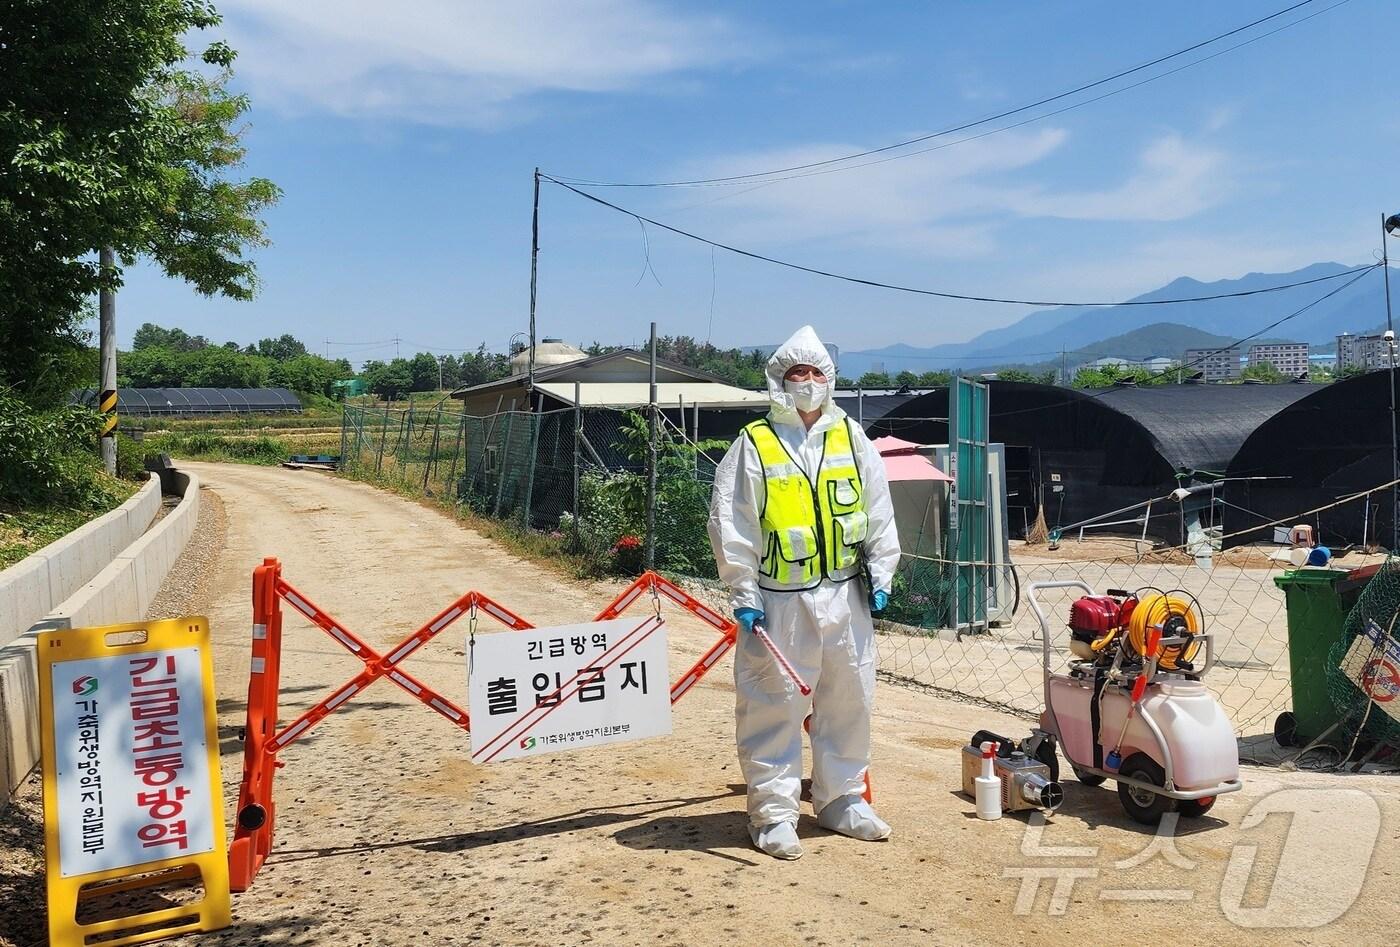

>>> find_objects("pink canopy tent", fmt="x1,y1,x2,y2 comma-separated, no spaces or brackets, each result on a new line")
873,435,953,483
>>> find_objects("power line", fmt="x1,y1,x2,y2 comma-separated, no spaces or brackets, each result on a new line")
542,174,1375,308
549,0,1341,188
658,0,1354,197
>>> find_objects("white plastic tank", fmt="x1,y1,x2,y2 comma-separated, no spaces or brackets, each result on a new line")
509,338,587,373
1044,676,1238,790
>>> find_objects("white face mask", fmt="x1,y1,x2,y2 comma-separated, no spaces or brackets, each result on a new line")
784,379,828,412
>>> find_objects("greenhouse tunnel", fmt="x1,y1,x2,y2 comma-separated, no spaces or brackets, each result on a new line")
871,380,1318,543
1225,370,1400,549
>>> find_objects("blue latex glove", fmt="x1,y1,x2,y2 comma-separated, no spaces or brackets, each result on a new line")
869,589,889,614
734,607,765,633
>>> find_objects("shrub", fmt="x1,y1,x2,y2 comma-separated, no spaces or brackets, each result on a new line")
0,392,120,508
573,411,724,578
141,431,287,464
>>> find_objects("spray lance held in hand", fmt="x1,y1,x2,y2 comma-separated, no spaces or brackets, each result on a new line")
751,620,812,696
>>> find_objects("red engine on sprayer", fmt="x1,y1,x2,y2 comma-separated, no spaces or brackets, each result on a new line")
1066,590,1136,662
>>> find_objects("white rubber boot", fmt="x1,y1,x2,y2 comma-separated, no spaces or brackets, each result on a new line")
817,795,892,841
749,821,804,860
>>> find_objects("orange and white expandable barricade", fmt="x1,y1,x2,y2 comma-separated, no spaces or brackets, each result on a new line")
228,560,744,891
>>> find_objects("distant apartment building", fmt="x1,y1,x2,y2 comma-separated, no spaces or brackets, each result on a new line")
1083,355,1175,372
1337,333,1394,372
1183,346,1241,382
1248,342,1310,377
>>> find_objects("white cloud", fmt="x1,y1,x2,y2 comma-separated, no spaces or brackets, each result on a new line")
1014,134,1230,222
664,130,1234,260
665,128,1070,258
219,0,742,125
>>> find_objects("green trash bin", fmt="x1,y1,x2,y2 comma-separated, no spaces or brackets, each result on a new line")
1272,568,1359,747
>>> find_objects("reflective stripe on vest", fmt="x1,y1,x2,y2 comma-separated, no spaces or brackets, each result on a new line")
743,417,869,591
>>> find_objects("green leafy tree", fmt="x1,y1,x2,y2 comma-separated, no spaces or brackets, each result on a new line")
1241,361,1284,383
994,368,1060,384
364,358,414,399
118,347,185,387
133,323,172,351
894,370,919,387
181,347,269,387
0,1,279,406
458,344,512,388
255,334,308,362
857,371,892,388
1072,364,1169,389
917,370,952,386
409,352,441,391
270,354,345,396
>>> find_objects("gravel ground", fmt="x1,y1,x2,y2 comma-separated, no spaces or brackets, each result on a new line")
5,463,1398,947
0,484,228,947
146,484,227,621
0,772,44,947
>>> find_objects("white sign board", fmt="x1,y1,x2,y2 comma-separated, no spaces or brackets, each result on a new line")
468,617,670,763
1339,620,1400,725
50,647,215,877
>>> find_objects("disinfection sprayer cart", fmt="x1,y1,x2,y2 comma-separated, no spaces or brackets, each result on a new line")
1026,580,1242,824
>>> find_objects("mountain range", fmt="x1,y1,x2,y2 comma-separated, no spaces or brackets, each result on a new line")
837,262,1390,377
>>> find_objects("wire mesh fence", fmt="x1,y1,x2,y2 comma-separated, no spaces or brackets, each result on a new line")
341,402,724,577
875,550,1296,738
341,402,1400,770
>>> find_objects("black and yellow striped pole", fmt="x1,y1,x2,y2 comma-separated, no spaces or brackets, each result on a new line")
99,247,117,475
100,387,118,441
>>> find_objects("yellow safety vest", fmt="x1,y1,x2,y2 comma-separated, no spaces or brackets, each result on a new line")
743,417,869,591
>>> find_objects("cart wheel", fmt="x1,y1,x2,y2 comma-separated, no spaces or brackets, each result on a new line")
1032,740,1060,783
1073,768,1106,787
1273,711,1298,748
1115,753,1177,825
1178,795,1217,818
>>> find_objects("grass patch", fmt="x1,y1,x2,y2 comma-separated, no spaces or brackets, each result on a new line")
127,431,291,466
0,476,138,570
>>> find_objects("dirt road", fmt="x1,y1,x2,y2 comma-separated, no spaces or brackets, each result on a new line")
172,463,1399,946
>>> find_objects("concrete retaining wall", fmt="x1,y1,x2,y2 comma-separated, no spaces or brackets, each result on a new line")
0,474,162,644
0,470,201,801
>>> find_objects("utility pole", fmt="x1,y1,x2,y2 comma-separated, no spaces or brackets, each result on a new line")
99,247,118,475
528,168,541,393
1060,348,1067,387
1382,212,1397,549
645,321,658,572
394,336,400,359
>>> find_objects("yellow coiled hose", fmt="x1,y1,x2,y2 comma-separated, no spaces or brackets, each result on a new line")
1126,593,1202,670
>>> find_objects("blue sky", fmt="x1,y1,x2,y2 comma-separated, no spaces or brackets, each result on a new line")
113,0,1400,364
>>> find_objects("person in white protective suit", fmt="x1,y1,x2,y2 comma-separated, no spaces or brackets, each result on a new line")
707,325,901,860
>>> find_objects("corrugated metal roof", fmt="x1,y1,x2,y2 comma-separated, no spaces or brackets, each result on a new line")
535,381,769,409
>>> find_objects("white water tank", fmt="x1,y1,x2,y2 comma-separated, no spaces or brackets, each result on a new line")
510,338,586,373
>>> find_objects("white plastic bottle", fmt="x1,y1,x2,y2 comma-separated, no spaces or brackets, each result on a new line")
975,741,1002,821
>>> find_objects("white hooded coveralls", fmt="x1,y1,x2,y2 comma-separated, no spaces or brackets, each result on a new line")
707,326,901,828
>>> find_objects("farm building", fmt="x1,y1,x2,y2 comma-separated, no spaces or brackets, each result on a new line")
870,380,1318,542
449,345,769,528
